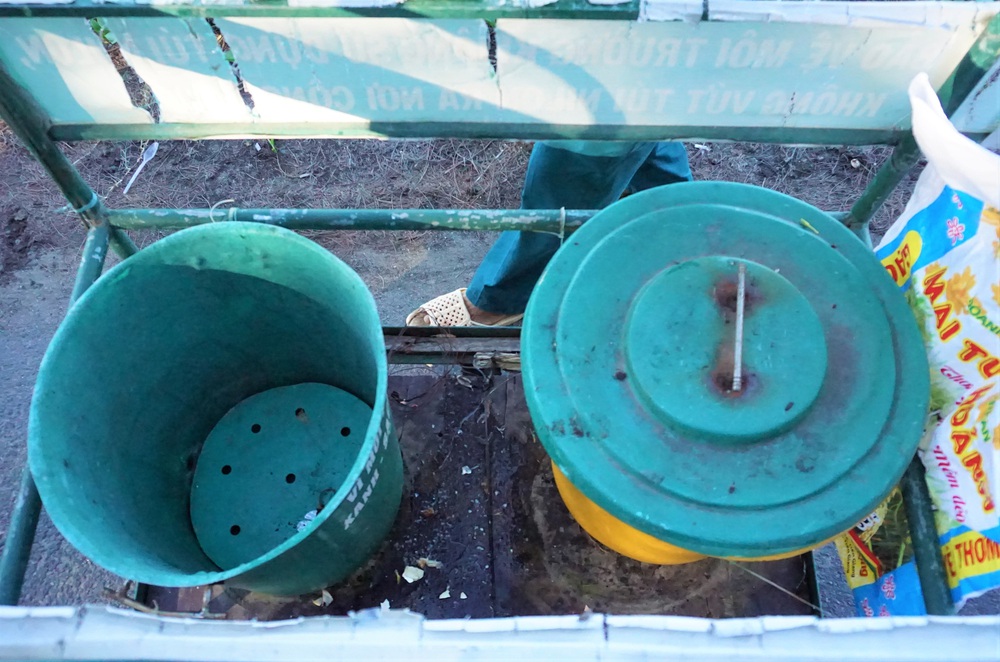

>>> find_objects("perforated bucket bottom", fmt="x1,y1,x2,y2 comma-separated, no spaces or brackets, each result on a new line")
190,383,373,571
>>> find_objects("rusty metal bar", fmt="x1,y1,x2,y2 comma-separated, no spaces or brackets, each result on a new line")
385,331,520,365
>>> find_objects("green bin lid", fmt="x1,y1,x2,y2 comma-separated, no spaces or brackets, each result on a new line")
523,182,929,558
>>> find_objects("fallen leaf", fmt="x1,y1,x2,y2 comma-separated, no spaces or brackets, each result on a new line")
395,570,401,585
402,566,425,583
439,588,451,599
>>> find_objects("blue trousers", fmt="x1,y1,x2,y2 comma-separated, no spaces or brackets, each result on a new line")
466,141,692,314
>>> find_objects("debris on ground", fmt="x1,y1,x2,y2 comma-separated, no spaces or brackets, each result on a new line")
401,566,425,583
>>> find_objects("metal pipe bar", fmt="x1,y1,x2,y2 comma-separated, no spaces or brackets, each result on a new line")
842,135,921,232
0,62,108,229
0,61,137,256
109,227,139,259
0,470,42,606
109,208,594,233
70,224,111,302
0,226,110,606
49,123,906,145
386,335,520,365
384,326,519,339
900,457,955,616
110,209,850,233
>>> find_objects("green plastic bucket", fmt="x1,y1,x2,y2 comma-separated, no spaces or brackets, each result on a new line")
523,182,929,560
28,223,402,596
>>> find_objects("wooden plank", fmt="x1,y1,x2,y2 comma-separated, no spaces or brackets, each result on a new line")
0,18,151,124
104,17,253,123
0,0,642,20
212,17,499,124
492,14,986,133
33,4,1000,140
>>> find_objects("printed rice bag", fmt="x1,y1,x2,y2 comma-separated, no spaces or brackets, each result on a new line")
838,72,1000,614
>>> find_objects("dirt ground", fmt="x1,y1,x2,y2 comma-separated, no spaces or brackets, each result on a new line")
8,120,992,618
0,131,914,323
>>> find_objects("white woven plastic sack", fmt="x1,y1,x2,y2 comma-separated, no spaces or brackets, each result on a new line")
876,72,1000,607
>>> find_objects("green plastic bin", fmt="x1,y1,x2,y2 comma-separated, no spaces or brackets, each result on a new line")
28,223,402,596
523,182,929,561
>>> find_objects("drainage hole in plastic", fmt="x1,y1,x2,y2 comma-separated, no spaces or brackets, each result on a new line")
251,423,261,434
230,525,241,535
295,407,308,422
221,465,232,475
340,427,350,437
285,473,296,484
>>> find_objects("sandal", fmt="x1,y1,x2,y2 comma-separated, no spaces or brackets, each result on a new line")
405,288,524,327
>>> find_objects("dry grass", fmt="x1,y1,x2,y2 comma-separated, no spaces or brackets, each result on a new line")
102,138,531,256
690,142,922,239
2,124,923,277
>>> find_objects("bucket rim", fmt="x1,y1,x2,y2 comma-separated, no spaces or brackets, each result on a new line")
28,222,390,587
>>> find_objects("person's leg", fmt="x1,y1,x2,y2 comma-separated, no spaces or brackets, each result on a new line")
465,141,657,315
624,141,693,194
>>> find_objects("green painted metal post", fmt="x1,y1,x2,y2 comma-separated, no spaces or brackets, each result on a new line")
842,134,920,233
107,207,844,233
0,470,42,605
900,457,955,616
0,225,110,605
109,228,139,258
0,61,133,259
108,208,595,233
70,224,111,302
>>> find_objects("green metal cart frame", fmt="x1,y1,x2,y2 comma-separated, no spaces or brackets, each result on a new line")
1,0,999,618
